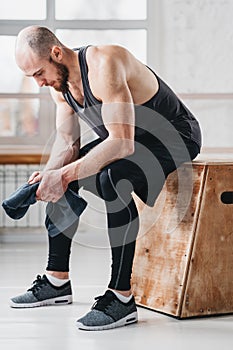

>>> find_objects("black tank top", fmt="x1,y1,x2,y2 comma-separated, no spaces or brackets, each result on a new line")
63,46,201,148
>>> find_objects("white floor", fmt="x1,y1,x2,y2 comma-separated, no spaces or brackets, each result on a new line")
0,229,233,350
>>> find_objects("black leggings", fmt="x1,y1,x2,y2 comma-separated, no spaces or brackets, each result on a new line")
46,135,200,291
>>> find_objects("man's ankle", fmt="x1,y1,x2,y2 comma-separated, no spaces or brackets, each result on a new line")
110,289,132,297
46,270,69,280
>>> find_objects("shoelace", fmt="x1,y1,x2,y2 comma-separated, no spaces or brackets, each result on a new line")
27,275,47,293
91,292,114,311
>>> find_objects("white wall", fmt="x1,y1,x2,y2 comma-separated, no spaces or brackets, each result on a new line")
154,0,233,150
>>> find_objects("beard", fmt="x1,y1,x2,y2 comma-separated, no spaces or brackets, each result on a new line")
49,57,69,93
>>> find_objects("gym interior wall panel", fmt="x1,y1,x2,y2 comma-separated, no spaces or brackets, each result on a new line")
182,98,233,149
160,0,233,94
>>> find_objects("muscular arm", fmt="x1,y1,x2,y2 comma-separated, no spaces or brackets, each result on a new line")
63,47,135,183
44,90,80,171
36,46,135,202
30,91,80,186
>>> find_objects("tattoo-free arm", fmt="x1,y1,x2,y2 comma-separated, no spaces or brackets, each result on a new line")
44,91,80,171
62,50,135,183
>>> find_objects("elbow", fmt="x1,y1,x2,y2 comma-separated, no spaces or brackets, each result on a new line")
126,143,135,156
71,144,80,161
107,135,135,159
120,139,135,158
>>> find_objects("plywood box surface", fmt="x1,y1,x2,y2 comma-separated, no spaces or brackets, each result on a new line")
132,161,233,318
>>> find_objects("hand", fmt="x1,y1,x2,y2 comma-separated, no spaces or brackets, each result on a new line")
28,171,42,184
36,169,69,203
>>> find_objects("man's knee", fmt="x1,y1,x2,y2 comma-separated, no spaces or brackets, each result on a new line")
98,168,134,202
98,168,117,201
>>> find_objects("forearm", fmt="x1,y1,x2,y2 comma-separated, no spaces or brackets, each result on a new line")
62,137,134,183
44,132,80,171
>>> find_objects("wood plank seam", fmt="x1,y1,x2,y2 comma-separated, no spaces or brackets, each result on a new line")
179,163,208,317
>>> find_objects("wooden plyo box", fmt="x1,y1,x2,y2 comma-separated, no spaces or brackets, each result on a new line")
131,160,233,318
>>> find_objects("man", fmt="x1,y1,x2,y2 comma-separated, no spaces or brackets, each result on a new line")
11,26,201,331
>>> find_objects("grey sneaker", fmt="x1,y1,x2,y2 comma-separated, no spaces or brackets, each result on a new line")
76,290,138,331
10,274,72,308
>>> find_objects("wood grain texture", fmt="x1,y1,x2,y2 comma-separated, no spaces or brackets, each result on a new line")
0,154,48,164
132,161,233,318
132,163,206,316
181,164,233,317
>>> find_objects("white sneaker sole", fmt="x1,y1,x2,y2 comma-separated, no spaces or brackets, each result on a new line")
10,295,73,308
76,311,138,331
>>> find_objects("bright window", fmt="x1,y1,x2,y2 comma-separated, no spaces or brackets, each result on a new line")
0,0,46,20
0,0,151,149
55,0,147,20
0,36,38,93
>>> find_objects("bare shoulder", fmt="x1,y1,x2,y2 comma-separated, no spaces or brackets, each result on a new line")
86,45,136,84
86,45,158,104
87,45,132,68
86,45,135,100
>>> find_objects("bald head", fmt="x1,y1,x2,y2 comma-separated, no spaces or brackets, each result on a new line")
16,26,64,61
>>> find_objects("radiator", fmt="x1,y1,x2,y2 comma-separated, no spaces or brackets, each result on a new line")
0,164,46,228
